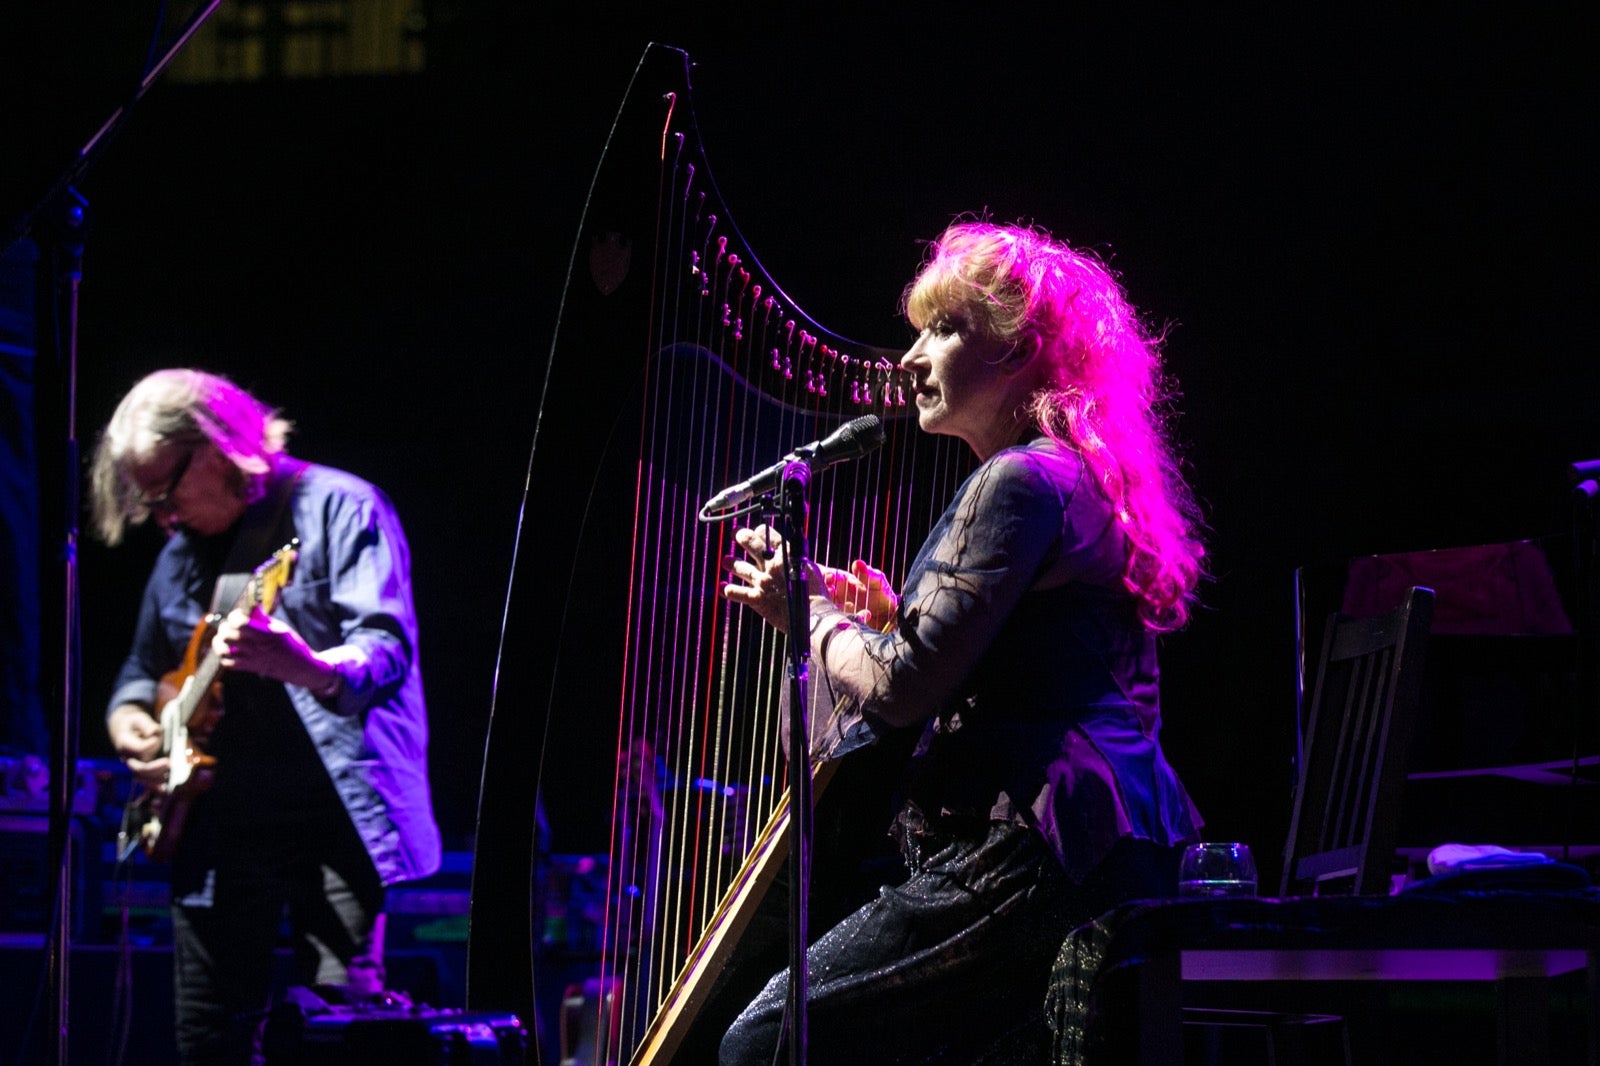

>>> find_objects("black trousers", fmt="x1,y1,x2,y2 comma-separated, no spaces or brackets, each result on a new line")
169,804,385,1066
720,823,1179,1065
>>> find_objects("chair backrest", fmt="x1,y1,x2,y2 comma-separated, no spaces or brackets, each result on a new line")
1280,585,1436,896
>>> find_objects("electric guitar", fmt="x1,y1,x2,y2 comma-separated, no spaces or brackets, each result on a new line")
126,542,298,862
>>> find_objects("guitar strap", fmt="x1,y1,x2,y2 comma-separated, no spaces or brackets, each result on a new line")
209,459,309,614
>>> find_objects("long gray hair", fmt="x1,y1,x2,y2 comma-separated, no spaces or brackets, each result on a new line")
90,369,291,545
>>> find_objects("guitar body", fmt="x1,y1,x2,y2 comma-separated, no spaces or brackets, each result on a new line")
138,619,225,862
128,542,298,862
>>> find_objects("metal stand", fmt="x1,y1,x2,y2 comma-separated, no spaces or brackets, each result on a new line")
699,419,885,1064
5,6,228,1062
36,187,86,1066
775,460,814,1066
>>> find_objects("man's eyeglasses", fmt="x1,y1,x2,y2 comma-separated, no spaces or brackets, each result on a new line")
133,447,196,510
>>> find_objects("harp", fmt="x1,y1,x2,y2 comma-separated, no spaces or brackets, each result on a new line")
468,44,970,1063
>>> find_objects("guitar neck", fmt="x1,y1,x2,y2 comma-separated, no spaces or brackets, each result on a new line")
174,577,263,726
182,651,224,716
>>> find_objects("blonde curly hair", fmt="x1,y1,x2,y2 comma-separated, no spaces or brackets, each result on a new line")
904,221,1205,630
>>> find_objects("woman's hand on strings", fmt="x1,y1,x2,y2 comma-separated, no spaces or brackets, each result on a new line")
723,526,897,634
721,525,827,633
823,560,899,632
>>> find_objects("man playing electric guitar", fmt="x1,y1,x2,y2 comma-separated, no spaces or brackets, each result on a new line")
94,369,439,1065
126,542,298,863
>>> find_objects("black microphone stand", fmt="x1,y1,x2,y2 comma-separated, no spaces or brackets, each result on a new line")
33,182,86,1066
7,5,228,1064
703,424,881,1065
775,460,815,1066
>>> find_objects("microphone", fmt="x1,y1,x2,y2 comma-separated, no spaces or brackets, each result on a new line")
701,415,886,516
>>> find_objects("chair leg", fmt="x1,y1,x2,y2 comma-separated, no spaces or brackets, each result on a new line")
1495,975,1550,1066
1589,954,1600,1066
1132,950,1184,1066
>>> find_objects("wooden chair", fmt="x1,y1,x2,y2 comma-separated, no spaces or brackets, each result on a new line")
1053,584,1600,1064
1280,584,1435,896
1179,586,1436,1061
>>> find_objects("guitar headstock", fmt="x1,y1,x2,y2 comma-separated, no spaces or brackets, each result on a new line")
251,540,299,613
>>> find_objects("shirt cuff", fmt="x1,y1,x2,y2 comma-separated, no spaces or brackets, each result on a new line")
316,645,371,711
107,679,157,719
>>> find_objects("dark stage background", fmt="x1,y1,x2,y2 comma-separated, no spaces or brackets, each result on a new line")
4,4,1596,901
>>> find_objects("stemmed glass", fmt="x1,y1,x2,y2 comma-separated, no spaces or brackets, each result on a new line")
1178,842,1258,898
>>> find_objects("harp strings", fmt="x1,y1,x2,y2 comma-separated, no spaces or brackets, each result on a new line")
588,90,966,1062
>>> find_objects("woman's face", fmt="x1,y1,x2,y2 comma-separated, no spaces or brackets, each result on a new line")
900,309,1031,459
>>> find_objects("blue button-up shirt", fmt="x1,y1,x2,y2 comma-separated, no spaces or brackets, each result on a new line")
108,460,441,885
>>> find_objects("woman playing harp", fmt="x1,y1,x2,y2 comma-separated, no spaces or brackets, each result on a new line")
719,220,1206,1063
